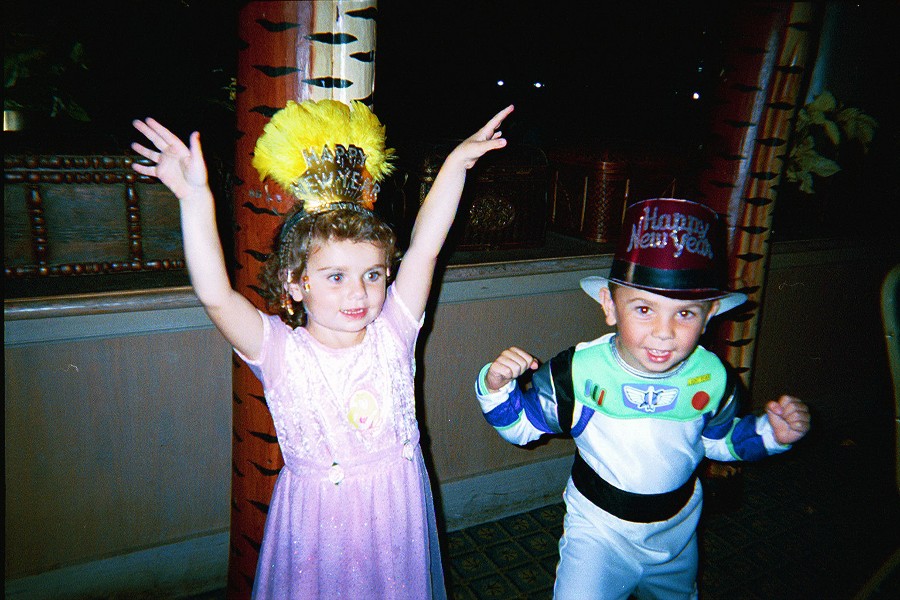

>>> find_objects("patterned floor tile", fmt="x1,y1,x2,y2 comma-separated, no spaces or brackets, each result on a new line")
450,549,502,580
517,531,560,559
497,512,544,537
467,573,522,599
446,529,476,554
483,540,532,570
187,419,900,600
505,563,555,594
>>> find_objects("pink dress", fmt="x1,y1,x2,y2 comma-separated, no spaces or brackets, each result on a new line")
240,285,446,599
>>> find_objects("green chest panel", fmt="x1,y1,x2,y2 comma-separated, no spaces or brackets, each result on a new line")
572,340,726,421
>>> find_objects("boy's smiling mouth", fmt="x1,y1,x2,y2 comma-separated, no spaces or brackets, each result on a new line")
646,348,674,363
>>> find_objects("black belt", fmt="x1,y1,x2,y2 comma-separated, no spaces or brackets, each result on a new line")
571,452,697,523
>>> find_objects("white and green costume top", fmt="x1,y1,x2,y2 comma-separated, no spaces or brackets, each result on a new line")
477,333,790,502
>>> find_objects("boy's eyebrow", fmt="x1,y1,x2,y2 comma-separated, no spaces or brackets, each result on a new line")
622,294,658,305
623,295,708,309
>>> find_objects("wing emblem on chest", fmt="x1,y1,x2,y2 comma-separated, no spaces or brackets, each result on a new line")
622,384,679,413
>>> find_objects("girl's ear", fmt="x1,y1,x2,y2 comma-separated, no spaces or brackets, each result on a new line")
286,281,304,302
284,270,304,301
599,287,618,327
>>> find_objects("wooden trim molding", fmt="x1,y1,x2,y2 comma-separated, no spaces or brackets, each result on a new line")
4,286,200,321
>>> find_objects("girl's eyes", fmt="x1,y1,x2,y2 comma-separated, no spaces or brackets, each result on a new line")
325,270,384,283
678,310,697,319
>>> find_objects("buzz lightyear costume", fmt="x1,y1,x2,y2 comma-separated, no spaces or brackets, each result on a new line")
475,199,793,599
476,333,790,599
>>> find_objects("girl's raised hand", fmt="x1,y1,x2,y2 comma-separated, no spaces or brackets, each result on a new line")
449,104,515,170
131,118,208,201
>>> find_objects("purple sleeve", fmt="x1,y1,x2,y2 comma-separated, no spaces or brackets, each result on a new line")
234,311,287,387
378,284,423,356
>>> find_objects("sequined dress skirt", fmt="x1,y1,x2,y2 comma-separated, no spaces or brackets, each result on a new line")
251,435,446,600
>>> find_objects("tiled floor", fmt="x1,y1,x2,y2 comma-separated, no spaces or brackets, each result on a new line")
447,418,900,600
187,417,900,600
444,425,900,600
446,503,565,599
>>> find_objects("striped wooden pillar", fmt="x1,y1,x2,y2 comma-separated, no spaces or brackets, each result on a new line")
697,2,821,399
229,2,378,597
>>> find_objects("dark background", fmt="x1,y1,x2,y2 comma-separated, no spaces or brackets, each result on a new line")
375,2,733,149
5,1,899,241
1,1,739,153
6,2,895,154
4,0,239,153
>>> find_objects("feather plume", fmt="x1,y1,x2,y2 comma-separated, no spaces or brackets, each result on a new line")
251,99,394,211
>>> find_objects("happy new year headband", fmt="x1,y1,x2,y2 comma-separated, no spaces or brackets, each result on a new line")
252,99,395,216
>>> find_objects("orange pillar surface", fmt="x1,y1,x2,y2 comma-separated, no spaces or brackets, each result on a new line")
696,2,821,398
229,2,378,597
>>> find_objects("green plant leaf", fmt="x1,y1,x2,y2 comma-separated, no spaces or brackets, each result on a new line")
809,108,827,125
786,134,841,195
824,119,842,146
65,100,91,122
807,90,837,116
804,153,841,178
69,42,86,66
4,49,44,88
3,40,89,119
49,95,64,118
798,171,815,194
838,108,878,149
786,90,881,198
788,135,816,162
794,107,810,133
4,65,22,89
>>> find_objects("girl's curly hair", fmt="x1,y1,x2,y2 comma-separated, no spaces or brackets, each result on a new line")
259,207,401,328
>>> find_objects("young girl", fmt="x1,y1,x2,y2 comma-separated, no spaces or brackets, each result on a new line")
131,100,514,599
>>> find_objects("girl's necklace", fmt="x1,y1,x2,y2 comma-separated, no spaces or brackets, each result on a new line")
303,331,365,456
301,322,416,485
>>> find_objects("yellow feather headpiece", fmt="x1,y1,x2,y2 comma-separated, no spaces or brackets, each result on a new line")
252,99,395,213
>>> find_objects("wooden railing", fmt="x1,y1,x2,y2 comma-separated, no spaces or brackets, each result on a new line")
4,154,186,283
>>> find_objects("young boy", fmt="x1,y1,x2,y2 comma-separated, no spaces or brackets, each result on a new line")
475,198,810,600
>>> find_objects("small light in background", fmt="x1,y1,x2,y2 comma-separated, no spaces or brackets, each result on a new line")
692,92,700,100
496,80,505,87
533,81,544,89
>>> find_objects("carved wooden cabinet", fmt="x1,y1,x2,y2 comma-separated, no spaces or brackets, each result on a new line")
548,144,689,245
409,142,550,251
4,154,186,295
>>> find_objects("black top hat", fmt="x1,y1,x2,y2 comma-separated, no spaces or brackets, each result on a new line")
580,198,747,314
